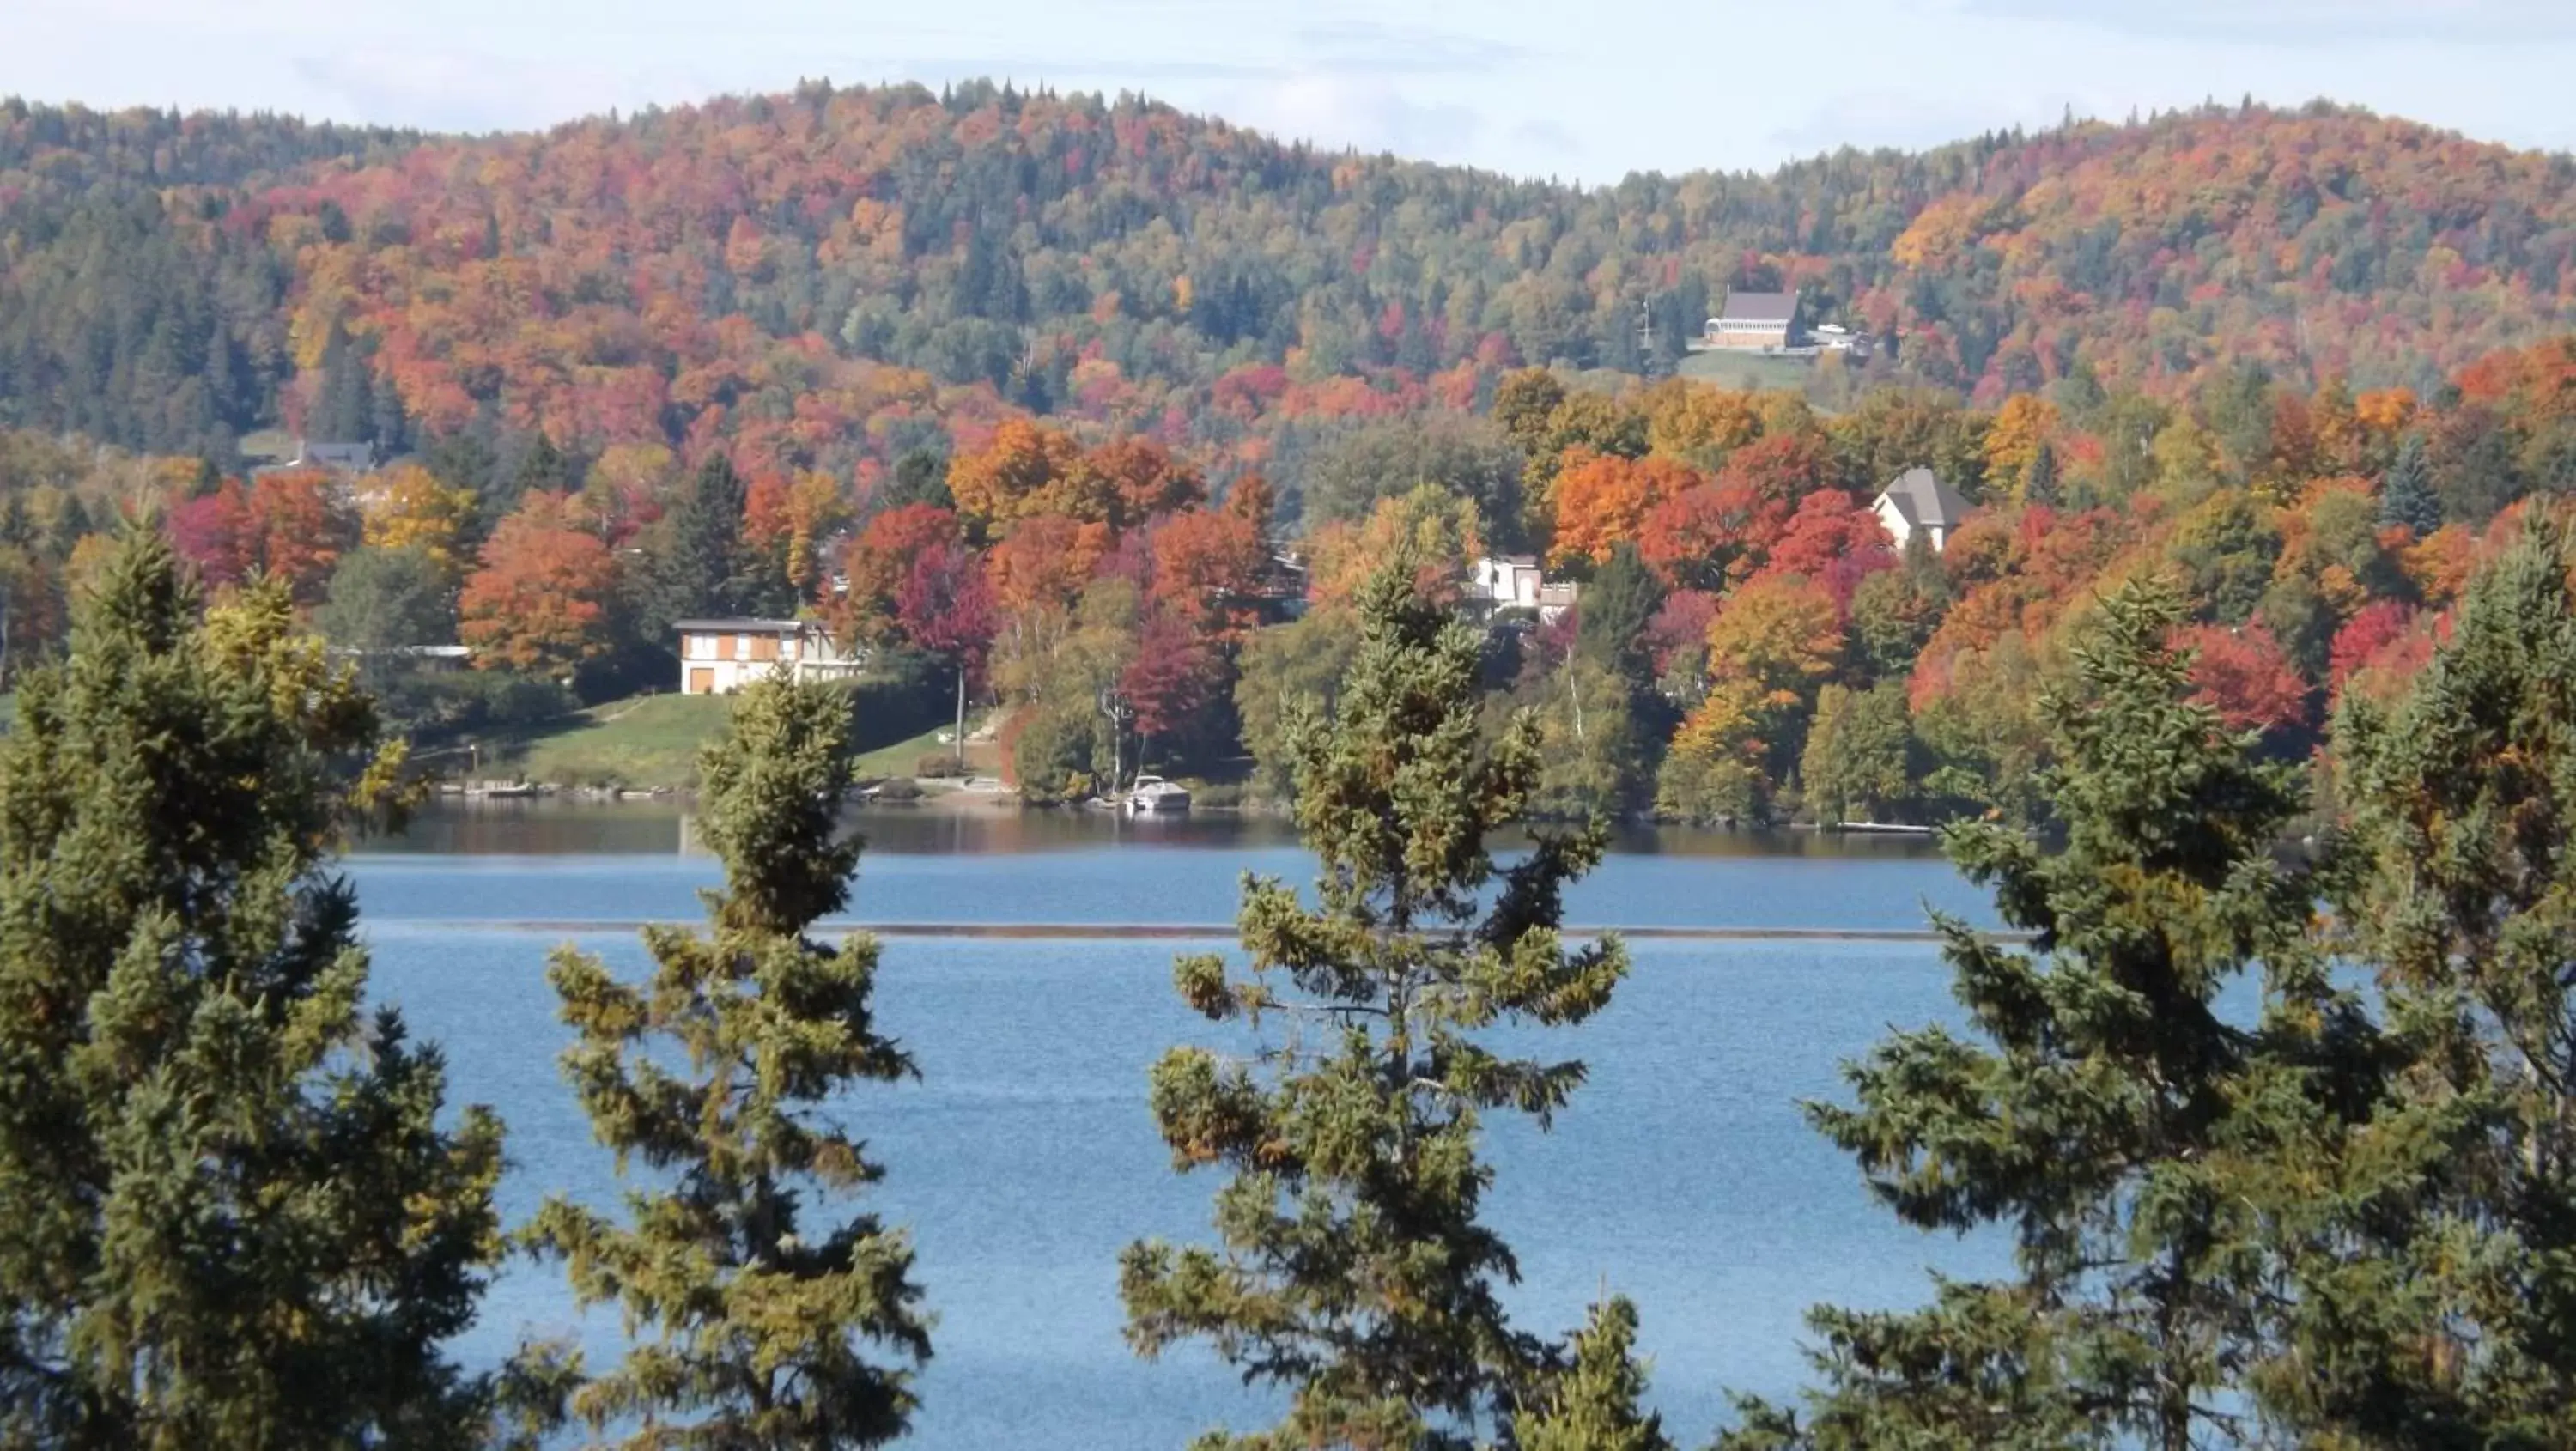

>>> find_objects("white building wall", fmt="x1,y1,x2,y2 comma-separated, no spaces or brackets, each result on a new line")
1873,496,1914,550
678,628,866,695
1873,497,1947,553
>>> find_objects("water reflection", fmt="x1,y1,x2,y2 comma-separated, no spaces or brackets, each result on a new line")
365,799,1949,863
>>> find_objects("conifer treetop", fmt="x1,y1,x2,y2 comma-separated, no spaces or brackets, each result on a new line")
533,669,927,1451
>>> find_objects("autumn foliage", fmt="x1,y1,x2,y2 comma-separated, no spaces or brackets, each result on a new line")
458,492,618,675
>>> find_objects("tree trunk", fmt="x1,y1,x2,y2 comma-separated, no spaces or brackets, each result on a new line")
953,663,967,768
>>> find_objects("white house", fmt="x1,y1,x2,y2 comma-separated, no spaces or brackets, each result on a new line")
1470,556,1580,624
675,618,866,695
1872,467,1975,554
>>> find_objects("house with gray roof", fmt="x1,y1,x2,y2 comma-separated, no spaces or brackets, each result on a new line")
1702,288,1802,351
1872,466,1975,553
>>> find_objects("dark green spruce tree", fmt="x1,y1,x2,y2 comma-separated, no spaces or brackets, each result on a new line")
1725,577,2335,1451
650,454,793,633
1121,562,1636,1449
0,533,519,1449
532,671,928,1448
2377,431,2443,536
881,447,953,513
2289,516,2576,1444
1576,542,1665,694
2024,440,2060,508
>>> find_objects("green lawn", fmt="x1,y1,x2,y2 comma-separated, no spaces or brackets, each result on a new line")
482,693,995,791
502,694,734,790
1675,349,1818,391
853,722,958,780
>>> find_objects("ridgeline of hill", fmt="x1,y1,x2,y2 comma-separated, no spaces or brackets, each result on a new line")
3,85,2573,470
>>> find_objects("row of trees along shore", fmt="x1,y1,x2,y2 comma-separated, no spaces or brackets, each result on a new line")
4,519,2576,1448
17,330,2576,822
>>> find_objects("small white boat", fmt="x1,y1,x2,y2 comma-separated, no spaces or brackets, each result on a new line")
1124,775,1192,815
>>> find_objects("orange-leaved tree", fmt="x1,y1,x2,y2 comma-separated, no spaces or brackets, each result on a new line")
836,503,959,641
1149,508,1267,639
1081,437,1206,526
947,418,1087,531
1550,451,1702,568
250,469,361,605
459,491,621,676
1704,571,1845,730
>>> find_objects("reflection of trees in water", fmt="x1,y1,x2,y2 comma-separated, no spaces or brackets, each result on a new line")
368,799,1946,864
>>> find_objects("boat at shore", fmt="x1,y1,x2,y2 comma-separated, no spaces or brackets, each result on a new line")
1123,775,1191,815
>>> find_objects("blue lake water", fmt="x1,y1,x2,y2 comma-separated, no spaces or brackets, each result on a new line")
346,804,2010,1447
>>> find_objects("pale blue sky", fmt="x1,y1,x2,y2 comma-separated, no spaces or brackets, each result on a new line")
13,0,2576,180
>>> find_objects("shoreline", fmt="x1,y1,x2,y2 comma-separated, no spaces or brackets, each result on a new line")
370,917,2022,944
430,785,1947,834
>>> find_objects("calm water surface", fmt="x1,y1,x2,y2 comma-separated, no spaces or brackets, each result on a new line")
348,804,2008,1447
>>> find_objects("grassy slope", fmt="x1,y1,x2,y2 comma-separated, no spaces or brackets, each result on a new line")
489,694,1003,790
852,723,969,780
503,694,732,789
1675,350,1818,390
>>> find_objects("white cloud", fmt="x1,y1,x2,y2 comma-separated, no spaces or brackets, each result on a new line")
1218,74,1485,160
288,49,663,132
1765,91,2069,158
1957,0,2576,43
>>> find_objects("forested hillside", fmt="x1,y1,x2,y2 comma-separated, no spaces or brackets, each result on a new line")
6,84,2576,469
7,82,2576,821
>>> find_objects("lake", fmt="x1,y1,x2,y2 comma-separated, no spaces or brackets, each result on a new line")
347,803,2009,1447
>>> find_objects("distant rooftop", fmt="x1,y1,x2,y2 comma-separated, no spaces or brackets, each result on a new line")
1718,289,1800,324
1875,466,1974,531
672,617,806,634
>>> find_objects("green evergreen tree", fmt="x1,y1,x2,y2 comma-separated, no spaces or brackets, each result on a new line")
532,671,929,1448
467,431,569,538
1517,1298,1674,1451
2377,430,2442,535
1577,542,1664,692
881,447,952,512
2024,439,2060,507
0,533,518,1449
369,368,410,454
1122,562,1633,1449
1727,576,2328,1451
2295,517,2576,1443
649,454,791,634
652,452,744,631
311,326,372,444
513,431,571,496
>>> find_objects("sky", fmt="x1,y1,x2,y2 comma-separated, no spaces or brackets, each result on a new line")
12,0,2576,182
